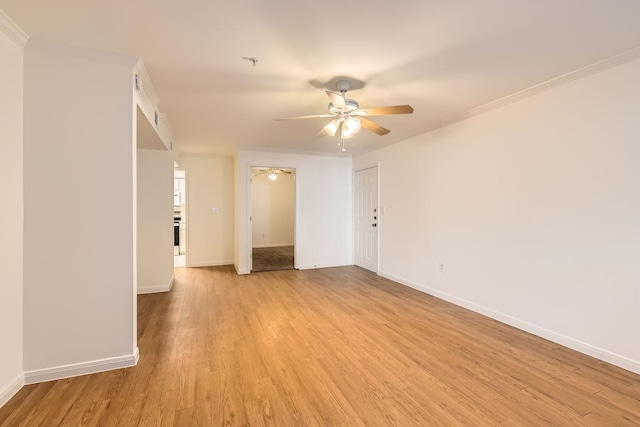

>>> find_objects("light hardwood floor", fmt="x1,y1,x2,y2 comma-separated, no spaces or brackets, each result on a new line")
1,266,639,426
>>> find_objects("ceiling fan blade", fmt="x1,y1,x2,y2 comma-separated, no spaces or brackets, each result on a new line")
275,114,335,121
352,105,414,116
315,128,329,138
360,117,390,135
326,91,346,110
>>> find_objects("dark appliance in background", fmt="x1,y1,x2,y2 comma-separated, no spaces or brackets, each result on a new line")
174,210,181,247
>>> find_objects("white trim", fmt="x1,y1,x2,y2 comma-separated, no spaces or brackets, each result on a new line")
0,9,28,48
0,373,25,408
251,243,294,249
234,264,250,275
26,38,138,67
353,163,379,173
247,164,299,274
378,270,640,375
178,167,189,269
24,348,139,385
187,260,234,268
293,168,299,270
296,262,353,270
247,164,253,272
428,46,640,133
137,274,174,295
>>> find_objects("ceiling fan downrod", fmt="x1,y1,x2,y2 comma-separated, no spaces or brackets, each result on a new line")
336,80,351,95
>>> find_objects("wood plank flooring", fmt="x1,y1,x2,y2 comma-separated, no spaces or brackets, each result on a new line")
1,265,639,426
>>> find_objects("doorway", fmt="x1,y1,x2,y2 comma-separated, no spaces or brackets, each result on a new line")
174,169,187,267
354,166,378,272
250,167,295,272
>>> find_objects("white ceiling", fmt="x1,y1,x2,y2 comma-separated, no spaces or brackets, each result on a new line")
3,0,640,156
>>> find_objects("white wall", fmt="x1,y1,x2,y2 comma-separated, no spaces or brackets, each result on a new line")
354,57,640,374
0,10,26,407
179,154,235,267
236,150,352,274
23,40,138,382
137,148,174,294
251,172,295,248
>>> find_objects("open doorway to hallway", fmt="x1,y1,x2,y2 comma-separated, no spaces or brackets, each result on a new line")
250,167,295,272
174,169,187,267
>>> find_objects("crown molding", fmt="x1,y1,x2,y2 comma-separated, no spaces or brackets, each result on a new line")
428,46,640,132
26,38,138,67
0,9,28,48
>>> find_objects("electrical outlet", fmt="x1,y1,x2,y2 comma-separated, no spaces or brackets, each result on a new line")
212,208,219,213
439,262,446,273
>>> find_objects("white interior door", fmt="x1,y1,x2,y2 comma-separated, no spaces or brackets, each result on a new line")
354,166,378,272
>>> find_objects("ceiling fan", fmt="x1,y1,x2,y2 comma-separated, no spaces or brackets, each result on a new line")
253,167,293,181
275,80,414,151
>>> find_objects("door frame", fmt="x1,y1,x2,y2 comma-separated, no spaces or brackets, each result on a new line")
174,168,189,266
353,162,380,273
247,164,298,273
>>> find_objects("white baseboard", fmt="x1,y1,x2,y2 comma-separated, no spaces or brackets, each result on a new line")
0,372,25,408
187,260,234,268
296,262,353,270
378,270,640,375
137,274,175,295
252,243,294,249
24,347,139,385
234,264,250,275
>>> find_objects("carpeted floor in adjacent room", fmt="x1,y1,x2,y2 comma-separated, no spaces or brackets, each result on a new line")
252,245,294,272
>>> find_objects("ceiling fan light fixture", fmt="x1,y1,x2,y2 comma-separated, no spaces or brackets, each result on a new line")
268,172,278,181
341,117,362,139
324,119,339,136
342,126,355,139
345,117,361,133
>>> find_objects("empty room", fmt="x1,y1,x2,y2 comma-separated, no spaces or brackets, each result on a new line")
1,1,639,425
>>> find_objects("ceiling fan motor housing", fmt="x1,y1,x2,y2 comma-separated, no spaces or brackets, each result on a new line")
328,99,359,114
336,80,351,92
